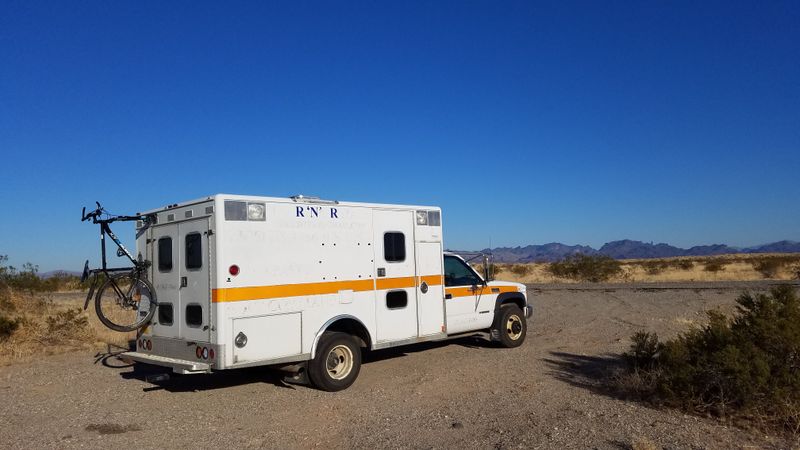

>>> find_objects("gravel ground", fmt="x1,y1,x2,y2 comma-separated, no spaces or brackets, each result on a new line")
2,281,798,449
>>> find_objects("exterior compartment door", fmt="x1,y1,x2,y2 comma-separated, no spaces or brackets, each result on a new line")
415,242,445,336
373,210,418,343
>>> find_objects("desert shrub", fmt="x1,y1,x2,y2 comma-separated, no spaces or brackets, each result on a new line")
703,260,726,272
640,260,669,275
791,263,800,280
752,258,784,278
0,313,20,341
624,286,800,432
45,308,89,342
509,264,532,277
474,263,503,279
626,331,661,370
547,254,622,282
675,260,694,270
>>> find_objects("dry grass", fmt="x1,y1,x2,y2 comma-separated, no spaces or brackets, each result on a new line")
0,291,132,365
487,253,800,284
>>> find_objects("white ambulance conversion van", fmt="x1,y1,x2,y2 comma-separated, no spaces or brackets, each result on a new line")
124,194,532,391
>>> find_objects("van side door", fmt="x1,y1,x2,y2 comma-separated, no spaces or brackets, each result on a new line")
373,210,418,343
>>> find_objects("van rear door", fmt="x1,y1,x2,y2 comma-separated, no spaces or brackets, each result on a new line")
178,218,210,342
149,217,211,341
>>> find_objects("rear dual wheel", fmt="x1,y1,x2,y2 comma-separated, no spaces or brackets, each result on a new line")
308,332,362,392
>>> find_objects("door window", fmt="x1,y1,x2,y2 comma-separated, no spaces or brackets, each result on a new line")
383,232,406,262
185,233,202,270
186,304,203,327
444,255,482,287
158,303,174,326
157,237,172,272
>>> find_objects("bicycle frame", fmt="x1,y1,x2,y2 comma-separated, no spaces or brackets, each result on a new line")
99,221,138,270
81,205,154,310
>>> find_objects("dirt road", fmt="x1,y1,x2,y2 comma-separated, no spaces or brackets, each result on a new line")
2,282,796,449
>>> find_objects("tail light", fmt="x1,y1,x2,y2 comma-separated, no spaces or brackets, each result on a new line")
196,346,203,359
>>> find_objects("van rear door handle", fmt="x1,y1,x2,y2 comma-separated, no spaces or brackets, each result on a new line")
180,277,187,288
445,293,452,299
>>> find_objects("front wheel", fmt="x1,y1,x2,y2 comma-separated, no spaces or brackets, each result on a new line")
308,332,362,391
95,272,157,332
492,304,527,348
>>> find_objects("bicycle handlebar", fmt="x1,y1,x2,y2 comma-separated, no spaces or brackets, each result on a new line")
81,201,150,224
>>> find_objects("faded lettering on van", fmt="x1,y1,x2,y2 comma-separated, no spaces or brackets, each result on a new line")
296,206,339,219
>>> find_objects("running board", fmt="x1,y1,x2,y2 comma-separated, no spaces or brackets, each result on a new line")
120,351,211,374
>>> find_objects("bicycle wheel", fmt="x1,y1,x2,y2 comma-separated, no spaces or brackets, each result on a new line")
94,272,157,332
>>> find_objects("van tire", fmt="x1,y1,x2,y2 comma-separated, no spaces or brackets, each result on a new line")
493,304,527,348
308,331,362,392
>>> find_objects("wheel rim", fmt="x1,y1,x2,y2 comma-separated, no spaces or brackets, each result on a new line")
506,315,523,340
326,345,354,380
98,277,154,330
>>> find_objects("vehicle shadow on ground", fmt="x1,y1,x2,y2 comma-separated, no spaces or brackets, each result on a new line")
119,363,292,392
364,334,492,364
104,334,493,393
542,351,629,400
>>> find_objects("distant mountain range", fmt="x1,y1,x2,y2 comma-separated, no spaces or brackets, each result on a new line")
469,240,800,263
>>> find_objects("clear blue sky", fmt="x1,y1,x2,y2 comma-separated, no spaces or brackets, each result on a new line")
1,1,798,271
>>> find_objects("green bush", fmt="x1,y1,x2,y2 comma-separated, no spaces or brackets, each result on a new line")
547,254,622,282
624,286,800,432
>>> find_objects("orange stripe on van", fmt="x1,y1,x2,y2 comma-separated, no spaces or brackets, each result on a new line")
212,274,446,303
212,279,375,303
418,275,443,286
375,276,416,290
445,285,518,298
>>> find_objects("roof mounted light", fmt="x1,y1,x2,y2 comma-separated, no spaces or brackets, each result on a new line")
290,195,339,205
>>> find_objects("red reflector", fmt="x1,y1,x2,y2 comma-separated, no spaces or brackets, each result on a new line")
209,348,215,360
146,340,152,351
229,265,240,276
196,346,203,359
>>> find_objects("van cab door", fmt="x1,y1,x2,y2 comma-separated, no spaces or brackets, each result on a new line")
443,254,485,334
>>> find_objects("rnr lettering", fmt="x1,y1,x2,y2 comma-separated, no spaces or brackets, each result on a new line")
296,206,338,219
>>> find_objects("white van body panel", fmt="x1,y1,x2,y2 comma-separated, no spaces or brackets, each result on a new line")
131,194,530,372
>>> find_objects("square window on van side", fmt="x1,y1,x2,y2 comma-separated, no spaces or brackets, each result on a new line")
386,291,408,309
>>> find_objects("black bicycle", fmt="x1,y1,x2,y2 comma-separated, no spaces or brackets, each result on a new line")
80,202,158,332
